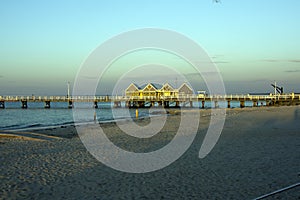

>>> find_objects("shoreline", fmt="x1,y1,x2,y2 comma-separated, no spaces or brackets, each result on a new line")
0,105,299,199
1,105,298,137
0,103,292,132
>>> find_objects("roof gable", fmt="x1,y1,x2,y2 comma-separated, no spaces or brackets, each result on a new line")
178,83,194,94
125,83,140,92
161,83,174,91
140,83,162,91
142,83,159,91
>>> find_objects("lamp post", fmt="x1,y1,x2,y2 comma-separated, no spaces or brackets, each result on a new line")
67,81,70,99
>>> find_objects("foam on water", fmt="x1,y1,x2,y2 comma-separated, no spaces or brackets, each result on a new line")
0,101,266,131
0,102,157,130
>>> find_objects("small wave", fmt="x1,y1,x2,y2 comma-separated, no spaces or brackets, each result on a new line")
60,121,75,126
27,123,43,128
0,124,21,129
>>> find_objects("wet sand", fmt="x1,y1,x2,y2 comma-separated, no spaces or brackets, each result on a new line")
0,106,300,199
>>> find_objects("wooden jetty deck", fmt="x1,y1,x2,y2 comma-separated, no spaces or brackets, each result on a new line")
0,93,300,109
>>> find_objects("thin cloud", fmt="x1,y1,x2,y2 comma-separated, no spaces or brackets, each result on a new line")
213,61,229,64
260,59,279,62
288,59,300,63
186,72,222,78
261,59,300,63
0,75,3,78
80,75,98,80
193,60,229,64
210,54,225,59
284,70,300,73
210,55,229,64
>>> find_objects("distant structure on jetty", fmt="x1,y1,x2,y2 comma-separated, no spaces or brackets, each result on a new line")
124,82,194,108
0,82,300,109
125,83,194,99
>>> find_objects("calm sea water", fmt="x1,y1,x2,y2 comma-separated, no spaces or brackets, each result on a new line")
0,101,265,130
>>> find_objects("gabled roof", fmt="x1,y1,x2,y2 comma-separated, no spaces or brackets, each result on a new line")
140,83,163,91
161,83,175,91
125,83,140,92
178,83,194,93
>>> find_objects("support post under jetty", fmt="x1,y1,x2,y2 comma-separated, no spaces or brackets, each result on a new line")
68,101,73,109
0,101,5,109
240,101,245,108
94,101,98,109
21,100,28,109
227,100,230,108
44,101,51,109
214,101,219,108
201,101,205,109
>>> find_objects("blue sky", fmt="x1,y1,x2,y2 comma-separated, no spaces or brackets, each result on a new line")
0,0,299,95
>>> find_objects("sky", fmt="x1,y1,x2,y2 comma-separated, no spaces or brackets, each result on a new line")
0,0,299,95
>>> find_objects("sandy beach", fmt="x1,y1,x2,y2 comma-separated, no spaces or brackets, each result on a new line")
0,106,299,199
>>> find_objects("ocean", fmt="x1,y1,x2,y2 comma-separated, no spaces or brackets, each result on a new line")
0,101,264,131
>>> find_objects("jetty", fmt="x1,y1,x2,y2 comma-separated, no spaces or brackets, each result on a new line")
1,82,299,109
0,93,299,109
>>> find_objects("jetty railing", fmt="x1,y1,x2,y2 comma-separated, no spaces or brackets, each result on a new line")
0,94,299,109
0,94,300,102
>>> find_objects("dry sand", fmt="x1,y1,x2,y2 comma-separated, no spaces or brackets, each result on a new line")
0,106,299,199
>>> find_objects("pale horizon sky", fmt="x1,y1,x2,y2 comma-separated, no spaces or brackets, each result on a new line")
0,0,299,95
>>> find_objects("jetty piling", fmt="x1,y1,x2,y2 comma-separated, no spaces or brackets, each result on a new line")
214,101,219,108
0,101,5,109
135,109,139,119
240,101,245,108
44,101,51,109
21,100,28,109
94,101,98,109
201,101,205,109
68,101,73,109
253,101,258,107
